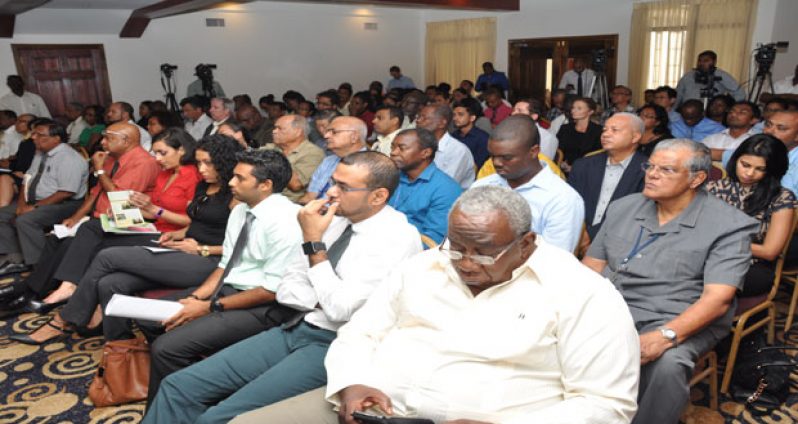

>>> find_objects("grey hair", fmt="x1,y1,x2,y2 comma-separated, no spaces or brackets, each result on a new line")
450,186,532,237
652,138,711,185
213,97,234,111
289,114,311,138
612,112,645,135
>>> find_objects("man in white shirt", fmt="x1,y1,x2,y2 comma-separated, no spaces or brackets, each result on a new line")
701,100,760,160
558,58,596,97
204,97,233,137
415,104,475,189
0,76,51,118
231,185,640,424
180,96,212,141
371,106,403,156
511,98,558,160
65,102,87,145
105,101,152,151
773,64,798,96
143,151,422,424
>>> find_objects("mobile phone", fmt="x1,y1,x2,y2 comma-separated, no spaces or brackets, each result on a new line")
352,411,434,424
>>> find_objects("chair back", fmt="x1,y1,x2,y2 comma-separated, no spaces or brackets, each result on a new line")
709,162,727,181
764,209,798,302
420,234,438,249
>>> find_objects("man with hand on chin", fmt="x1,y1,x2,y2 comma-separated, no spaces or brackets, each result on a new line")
231,185,640,424
143,151,421,424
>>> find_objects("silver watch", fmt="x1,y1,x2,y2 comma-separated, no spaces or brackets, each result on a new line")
93,169,105,178
658,326,678,347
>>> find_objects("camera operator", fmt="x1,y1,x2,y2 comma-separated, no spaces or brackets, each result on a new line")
676,50,744,106
186,64,226,99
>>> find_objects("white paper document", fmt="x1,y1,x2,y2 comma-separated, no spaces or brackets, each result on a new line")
105,294,184,322
51,216,90,239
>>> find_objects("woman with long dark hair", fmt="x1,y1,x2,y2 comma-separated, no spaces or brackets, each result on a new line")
707,134,797,296
12,135,243,344
637,104,672,156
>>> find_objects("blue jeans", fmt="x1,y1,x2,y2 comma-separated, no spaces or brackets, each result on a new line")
142,322,337,424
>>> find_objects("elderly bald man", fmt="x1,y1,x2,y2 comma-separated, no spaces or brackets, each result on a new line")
0,121,160,318
568,112,648,240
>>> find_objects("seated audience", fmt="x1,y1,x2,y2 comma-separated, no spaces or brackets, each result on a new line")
181,96,212,141
708,134,797,296
654,85,681,127
702,100,760,160
766,109,798,196
338,83,353,116
6,136,241,343
236,104,274,147
282,90,305,115
311,109,340,153
473,115,584,252
205,97,234,137
268,115,325,202
557,97,602,171
600,85,635,124
315,90,340,113
483,88,512,128
0,115,37,209
106,101,152,151
637,103,672,156
348,91,375,138
568,113,646,240
583,139,757,423
65,102,87,145
670,99,725,142
752,97,792,134
0,110,18,159
415,104,475,189
267,101,288,121
400,90,426,128
137,101,152,128
143,151,422,424
706,94,735,126
451,98,490,169
218,121,252,150
388,128,461,243
233,186,640,424
370,105,403,156
0,119,89,277
233,94,252,110
299,116,367,204
546,88,567,122
511,98,559,160
147,110,182,138
77,105,105,149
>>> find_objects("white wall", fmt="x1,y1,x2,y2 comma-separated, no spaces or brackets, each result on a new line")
769,0,798,80
0,2,424,109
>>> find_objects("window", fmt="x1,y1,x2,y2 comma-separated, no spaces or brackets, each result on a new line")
646,29,687,89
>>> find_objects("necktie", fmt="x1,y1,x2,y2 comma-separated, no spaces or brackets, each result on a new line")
577,71,583,97
26,154,48,204
109,160,120,178
327,224,353,270
212,211,255,299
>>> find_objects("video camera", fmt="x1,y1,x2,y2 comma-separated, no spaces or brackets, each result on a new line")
195,64,217,80
160,63,177,77
754,42,789,69
591,49,607,73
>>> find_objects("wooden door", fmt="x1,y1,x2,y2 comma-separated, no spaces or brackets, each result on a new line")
11,44,113,123
509,35,618,105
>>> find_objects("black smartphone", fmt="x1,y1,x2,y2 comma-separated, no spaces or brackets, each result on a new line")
352,411,435,424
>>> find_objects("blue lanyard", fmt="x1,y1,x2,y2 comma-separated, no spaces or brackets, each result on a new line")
619,226,661,268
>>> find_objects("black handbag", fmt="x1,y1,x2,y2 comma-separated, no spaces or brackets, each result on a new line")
730,331,796,414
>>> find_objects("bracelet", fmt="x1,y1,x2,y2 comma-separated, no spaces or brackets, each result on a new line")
155,208,165,218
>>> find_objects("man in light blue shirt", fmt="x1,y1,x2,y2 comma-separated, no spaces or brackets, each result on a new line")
386,66,415,91
388,128,462,243
670,99,725,142
472,115,584,251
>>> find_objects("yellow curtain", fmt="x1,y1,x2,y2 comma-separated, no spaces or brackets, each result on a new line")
628,0,757,106
425,17,496,88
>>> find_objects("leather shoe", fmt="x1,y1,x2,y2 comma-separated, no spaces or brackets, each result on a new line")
0,294,32,319
0,284,16,301
26,299,67,315
9,318,72,345
0,262,30,277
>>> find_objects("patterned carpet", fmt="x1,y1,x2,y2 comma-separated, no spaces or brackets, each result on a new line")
0,277,796,423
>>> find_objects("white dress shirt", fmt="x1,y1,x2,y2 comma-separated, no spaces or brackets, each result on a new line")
185,113,213,141
559,69,596,96
127,119,152,151
67,116,88,144
0,126,23,160
275,205,422,332
773,76,798,95
434,132,475,189
372,128,401,156
0,91,51,118
538,123,559,160
701,127,757,151
325,239,640,423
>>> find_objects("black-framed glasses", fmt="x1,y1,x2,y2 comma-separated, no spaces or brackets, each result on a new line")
438,237,519,266
328,178,371,193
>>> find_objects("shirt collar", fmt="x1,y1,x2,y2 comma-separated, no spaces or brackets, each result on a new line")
45,142,69,157
350,205,396,234
634,190,707,233
606,152,634,169
377,128,401,143
246,193,288,220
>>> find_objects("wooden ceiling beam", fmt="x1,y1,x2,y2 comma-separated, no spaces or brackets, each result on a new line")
313,0,518,11
0,0,51,38
120,0,253,38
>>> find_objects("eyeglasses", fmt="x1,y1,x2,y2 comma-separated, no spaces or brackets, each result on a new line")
101,130,129,139
438,237,519,266
31,131,50,138
641,162,681,177
324,128,356,136
328,178,371,193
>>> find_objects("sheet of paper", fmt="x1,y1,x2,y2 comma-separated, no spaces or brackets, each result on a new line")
105,294,184,322
141,246,177,254
51,216,90,239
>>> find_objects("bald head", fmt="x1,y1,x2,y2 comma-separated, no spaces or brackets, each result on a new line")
337,116,368,142
102,122,141,156
491,115,540,149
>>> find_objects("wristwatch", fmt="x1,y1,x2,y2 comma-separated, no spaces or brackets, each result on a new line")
210,298,225,313
658,326,678,348
200,245,210,257
302,241,327,255
93,169,105,178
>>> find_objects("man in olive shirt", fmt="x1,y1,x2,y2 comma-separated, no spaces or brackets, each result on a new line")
267,115,325,202
583,139,757,424
237,105,274,148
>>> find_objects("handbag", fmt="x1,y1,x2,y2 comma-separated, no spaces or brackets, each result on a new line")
88,338,151,406
730,331,796,414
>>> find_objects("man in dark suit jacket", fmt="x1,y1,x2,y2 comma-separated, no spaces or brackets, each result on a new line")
569,112,647,240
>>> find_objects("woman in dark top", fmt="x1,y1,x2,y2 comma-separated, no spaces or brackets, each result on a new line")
13,135,243,344
637,104,672,156
557,97,602,172
707,134,797,297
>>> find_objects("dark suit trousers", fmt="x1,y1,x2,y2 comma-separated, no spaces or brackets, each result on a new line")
140,285,299,406
52,218,158,284
59,246,220,340
0,200,82,264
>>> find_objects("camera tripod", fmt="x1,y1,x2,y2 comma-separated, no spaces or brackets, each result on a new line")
160,68,179,112
748,63,775,103
590,71,610,111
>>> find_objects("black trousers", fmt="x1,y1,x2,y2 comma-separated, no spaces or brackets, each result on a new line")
741,261,775,297
59,245,221,340
139,285,300,406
